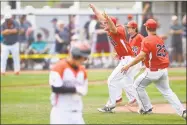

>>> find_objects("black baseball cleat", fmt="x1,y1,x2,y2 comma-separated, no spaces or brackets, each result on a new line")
182,110,186,120
97,106,115,113
138,108,153,115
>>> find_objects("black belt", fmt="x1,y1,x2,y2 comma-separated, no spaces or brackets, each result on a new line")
72,110,78,112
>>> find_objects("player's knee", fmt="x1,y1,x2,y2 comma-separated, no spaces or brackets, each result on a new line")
107,77,112,85
132,85,137,91
160,89,173,96
133,83,139,89
134,85,144,92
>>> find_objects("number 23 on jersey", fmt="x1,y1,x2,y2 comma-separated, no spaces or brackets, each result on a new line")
156,44,167,57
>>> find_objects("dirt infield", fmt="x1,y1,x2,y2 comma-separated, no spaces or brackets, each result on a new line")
115,103,186,114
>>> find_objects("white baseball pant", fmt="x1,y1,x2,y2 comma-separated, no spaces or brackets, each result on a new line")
1,42,20,73
50,107,84,124
106,56,142,107
134,68,185,116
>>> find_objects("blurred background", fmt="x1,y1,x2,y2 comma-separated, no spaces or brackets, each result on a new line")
1,1,186,70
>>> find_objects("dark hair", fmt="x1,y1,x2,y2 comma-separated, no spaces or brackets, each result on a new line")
131,27,138,33
135,28,138,33
147,27,156,32
37,33,42,38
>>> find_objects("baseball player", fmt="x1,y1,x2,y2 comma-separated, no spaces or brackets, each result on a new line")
121,19,186,120
1,13,20,75
89,4,142,113
117,20,144,104
49,42,91,124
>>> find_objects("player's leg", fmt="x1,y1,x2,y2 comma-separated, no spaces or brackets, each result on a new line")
154,69,186,119
50,107,75,124
133,70,153,114
107,63,123,106
70,112,85,124
1,44,10,74
117,57,142,105
123,61,143,104
182,37,186,66
122,76,136,103
95,42,103,67
176,40,183,66
50,107,64,124
97,61,125,112
171,43,177,66
10,42,20,73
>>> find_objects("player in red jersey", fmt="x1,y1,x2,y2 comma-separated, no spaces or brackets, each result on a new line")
127,21,144,56
116,20,145,105
121,19,186,120
89,4,142,113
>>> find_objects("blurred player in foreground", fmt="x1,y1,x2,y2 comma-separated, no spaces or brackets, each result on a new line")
49,42,91,124
121,19,186,120
89,4,142,113
117,20,144,105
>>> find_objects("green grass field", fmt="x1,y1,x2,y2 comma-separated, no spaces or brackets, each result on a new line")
1,69,186,124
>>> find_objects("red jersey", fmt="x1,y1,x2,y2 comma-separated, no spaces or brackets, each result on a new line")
129,33,144,56
141,35,169,69
108,25,133,58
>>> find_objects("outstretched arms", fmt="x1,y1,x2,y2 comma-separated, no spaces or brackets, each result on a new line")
102,12,117,33
89,4,118,34
89,4,105,22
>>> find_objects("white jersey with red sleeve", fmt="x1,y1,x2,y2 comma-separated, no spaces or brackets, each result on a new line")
49,59,88,112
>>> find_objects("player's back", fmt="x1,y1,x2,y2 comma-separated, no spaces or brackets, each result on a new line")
143,35,169,69
49,59,87,112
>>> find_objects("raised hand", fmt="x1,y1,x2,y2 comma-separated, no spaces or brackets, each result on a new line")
89,4,95,9
102,11,109,20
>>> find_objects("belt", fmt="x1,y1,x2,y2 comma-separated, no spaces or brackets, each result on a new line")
120,56,125,59
120,56,132,60
72,110,79,112
149,68,166,71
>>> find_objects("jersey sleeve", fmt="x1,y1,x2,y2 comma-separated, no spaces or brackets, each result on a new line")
49,71,63,87
117,26,125,36
141,40,150,54
49,63,64,87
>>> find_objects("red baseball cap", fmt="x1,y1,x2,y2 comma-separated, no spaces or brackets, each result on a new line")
127,14,133,19
110,16,117,25
144,19,157,29
125,20,137,28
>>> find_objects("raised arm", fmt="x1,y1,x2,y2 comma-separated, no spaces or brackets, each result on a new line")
89,4,106,22
103,12,117,33
142,3,150,15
